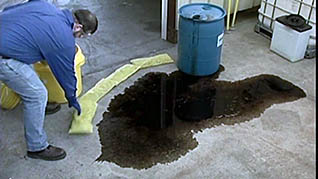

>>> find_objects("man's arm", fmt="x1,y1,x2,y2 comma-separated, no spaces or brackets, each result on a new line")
42,46,81,115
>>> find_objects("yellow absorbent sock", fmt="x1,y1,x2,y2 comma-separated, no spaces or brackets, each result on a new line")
107,64,140,85
69,53,174,134
130,53,173,69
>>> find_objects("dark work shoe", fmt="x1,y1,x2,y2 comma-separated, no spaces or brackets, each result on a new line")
45,103,61,115
27,145,66,161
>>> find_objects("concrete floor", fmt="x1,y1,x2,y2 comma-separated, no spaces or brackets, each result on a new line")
0,0,316,178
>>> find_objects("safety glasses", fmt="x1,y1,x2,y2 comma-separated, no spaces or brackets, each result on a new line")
78,28,91,38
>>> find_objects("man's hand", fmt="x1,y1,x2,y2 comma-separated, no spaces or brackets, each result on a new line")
67,96,81,115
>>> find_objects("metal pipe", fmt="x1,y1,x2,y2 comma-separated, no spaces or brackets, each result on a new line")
231,0,240,27
258,8,316,24
261,0,316,8
227,0,231,30
307,0,315,24
269,0,278,29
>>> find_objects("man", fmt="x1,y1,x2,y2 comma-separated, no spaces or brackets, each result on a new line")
0,0,98,161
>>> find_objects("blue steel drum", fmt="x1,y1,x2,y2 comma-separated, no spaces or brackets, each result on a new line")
177,3,226,76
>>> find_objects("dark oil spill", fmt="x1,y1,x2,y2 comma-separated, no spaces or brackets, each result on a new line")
96,65,306,169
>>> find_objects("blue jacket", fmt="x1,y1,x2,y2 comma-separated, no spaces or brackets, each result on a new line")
0,0,77,102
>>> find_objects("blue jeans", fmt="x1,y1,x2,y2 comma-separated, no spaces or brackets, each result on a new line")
0,58,49,152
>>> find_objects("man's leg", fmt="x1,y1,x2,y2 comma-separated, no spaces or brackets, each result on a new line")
0,59,65,160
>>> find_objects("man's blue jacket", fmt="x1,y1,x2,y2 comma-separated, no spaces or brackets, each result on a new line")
0,0,78,105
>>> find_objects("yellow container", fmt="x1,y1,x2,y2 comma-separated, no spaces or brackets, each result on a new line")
0,45,85,109
34,44,85,103
0,83,21,110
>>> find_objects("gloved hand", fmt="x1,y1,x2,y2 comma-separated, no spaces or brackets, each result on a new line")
67,96,81,115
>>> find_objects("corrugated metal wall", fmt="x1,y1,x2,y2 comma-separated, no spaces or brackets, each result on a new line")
178,0,261,12
176,0,261,29
178,0,223,8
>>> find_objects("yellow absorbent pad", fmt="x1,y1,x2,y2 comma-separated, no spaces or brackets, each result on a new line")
69,53,174,134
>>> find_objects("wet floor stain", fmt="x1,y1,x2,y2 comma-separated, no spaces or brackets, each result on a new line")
96,65,306,169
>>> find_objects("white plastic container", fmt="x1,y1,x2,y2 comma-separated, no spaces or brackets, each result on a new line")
258,0,316,47
270,21,312,62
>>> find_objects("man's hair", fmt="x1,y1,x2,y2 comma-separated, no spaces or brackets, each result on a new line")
73,9,98,34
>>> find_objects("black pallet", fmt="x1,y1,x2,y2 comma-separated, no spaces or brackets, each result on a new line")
305,45,316,59
254,22,273,39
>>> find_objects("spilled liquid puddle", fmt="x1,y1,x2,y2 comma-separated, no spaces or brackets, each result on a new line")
97,65,306,169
